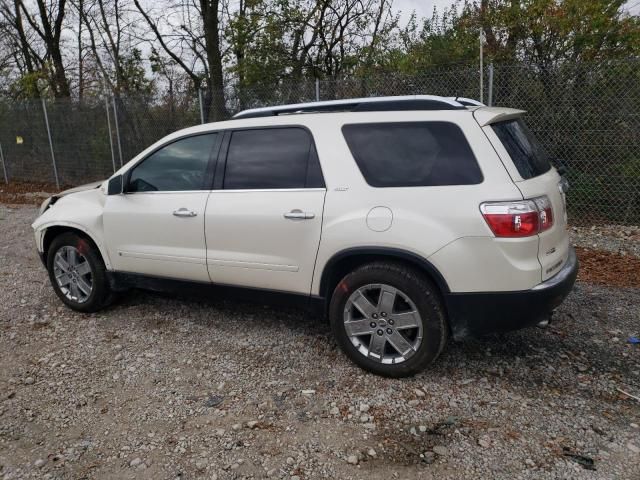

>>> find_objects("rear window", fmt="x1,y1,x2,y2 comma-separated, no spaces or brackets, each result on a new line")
491,119,551,179
342,122,482,188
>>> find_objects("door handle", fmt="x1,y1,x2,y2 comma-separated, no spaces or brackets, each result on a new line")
173,208,197,218
284,209,315,220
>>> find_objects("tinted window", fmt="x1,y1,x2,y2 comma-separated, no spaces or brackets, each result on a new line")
342,122,482,187
128,134,218,192
306,143,325,188
491,119,551,179
224,128,323,189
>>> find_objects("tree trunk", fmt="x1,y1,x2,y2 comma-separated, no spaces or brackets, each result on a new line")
201,0,228,120
50,44,70,97
77,0,83,100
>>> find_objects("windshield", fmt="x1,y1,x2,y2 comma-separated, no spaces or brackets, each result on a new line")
491,119,551,179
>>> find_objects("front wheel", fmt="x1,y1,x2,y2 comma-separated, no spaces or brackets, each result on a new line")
46,232,114,313
329,262,447,377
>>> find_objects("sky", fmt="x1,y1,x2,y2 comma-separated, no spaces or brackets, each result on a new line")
394,0,455,21
393,0,640,24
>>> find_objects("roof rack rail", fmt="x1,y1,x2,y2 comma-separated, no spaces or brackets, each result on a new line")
446,97,486,107
232,95,468,119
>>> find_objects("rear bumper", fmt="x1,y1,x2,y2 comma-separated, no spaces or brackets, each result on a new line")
445,247,578,340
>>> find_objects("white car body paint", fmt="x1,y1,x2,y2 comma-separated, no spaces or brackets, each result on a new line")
33,185,113,269
32,103,569,298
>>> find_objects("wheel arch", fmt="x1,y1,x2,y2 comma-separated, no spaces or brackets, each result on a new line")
41,224,112,270
318,247,450,302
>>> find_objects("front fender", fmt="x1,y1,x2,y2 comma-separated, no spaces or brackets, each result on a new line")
32,189,112,270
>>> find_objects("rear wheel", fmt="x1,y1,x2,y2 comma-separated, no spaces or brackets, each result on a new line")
46,232,114,312
329,262,447,377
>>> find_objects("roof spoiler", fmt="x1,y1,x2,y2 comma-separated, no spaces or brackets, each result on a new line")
473,107,526,126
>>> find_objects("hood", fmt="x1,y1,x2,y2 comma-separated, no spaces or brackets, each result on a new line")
56,180,104,198
40,180,104,215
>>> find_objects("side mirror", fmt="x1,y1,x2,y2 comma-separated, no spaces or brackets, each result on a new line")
107,174,123,195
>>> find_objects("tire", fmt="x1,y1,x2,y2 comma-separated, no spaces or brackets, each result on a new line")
329,261,447,377
46,232,114,313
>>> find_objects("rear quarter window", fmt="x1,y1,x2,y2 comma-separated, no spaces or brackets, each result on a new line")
491,119,551,179
342,122,483,187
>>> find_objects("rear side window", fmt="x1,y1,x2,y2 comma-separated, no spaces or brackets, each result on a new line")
342,122,482,187
224,128,324,189
491,119,551,179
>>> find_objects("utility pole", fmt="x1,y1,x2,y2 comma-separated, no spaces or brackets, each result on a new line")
488,63,494,106
479,29,485,104
198,88,205,124
41,98,60,189
105,96,117,173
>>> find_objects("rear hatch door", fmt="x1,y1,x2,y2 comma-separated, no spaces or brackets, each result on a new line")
515,169,569,281
484,116,570,281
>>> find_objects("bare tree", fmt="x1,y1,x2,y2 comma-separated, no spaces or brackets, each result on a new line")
0,1,45,95
16,0,71,97
133,0,227,120
72,0,147,95
76,0,84,98
276,0,395,80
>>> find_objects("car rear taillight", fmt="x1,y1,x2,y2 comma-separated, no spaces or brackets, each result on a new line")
480,196,554,238
532,196,554,231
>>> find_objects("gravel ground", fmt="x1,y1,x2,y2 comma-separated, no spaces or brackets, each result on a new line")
1,204,639,480
570,225,640,258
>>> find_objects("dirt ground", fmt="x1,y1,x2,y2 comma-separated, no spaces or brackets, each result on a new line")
0,182,61,206
0,202,639,480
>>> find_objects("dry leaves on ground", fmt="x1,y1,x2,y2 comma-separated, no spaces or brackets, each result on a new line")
576,247,640,289
0,181,61,205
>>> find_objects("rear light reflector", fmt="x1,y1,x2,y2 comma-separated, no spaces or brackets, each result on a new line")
480,196,553,237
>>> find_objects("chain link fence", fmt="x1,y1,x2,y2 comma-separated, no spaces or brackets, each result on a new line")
0,61,638,224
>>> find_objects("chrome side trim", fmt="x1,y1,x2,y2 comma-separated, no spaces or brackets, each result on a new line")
209,188,327,194
123,190,211,195
118,251,206,264
124,188,327,195
207,258,299,272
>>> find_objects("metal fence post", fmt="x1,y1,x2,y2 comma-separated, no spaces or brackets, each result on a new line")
198,88,205,124
315,79,320,102
0,142,8,183
41,98,60,189
488,63,494,106
112,96,124,167
105,96,117,173
479,31,484,103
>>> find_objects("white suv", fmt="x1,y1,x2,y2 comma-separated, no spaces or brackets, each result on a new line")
32,95,578,377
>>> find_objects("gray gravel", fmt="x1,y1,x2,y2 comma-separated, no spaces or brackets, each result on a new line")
1,205,639,480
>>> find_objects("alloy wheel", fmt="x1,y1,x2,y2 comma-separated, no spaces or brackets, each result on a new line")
343,283,423,364
53,246,93,303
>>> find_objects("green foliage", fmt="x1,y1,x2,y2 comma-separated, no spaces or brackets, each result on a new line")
10,71,48,98
371,0,640,75
118,49,154,96
225,0,402,91
226,0,291,90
